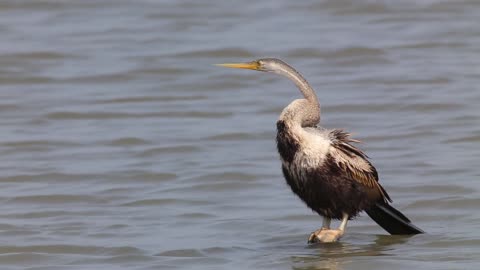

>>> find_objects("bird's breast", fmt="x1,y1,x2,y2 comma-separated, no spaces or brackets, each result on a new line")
276,121,330,170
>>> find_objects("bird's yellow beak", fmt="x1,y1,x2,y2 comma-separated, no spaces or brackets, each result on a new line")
215,61,260,71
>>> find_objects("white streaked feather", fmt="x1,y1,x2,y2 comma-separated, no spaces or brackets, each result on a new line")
329,146,374,176
281,126,332,184
281,125,374,185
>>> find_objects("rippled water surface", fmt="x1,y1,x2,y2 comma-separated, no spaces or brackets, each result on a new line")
1,0,479,269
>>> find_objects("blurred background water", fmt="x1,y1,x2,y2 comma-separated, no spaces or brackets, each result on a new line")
0,0,479,269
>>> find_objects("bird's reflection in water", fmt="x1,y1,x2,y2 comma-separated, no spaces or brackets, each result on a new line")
289,234,413,270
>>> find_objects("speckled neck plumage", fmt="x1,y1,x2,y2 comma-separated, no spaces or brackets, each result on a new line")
273,60,320,128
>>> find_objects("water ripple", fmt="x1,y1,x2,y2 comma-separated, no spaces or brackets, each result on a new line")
1,0,479,269
0,245,144,256
137,145,201,157
106,137,151,146
174,48,254,58
8,195,107,205
97,95,207,104
45,111,232,120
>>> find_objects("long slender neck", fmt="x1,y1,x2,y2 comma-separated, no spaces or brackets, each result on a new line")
276,64,320,127
282,66,319,107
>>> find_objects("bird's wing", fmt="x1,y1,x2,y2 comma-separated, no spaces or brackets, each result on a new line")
328,129,392,203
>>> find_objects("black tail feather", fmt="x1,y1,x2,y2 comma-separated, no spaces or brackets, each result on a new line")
366,203,424,235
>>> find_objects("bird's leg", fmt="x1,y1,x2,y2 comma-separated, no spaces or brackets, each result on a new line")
338,213,348,232
322,217,331,229
308,214,349,243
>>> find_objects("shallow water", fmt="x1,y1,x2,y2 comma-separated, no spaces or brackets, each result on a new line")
0,0,479,269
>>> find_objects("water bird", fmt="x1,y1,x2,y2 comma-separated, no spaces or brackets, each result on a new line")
217,58,424,243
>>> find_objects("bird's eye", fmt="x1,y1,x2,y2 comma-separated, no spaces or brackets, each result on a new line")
256,60,266,71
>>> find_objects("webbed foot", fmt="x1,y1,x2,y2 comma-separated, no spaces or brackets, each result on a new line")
308,228,344,243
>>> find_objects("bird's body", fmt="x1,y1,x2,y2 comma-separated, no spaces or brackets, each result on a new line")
277,123,382,220
217,58,423,243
